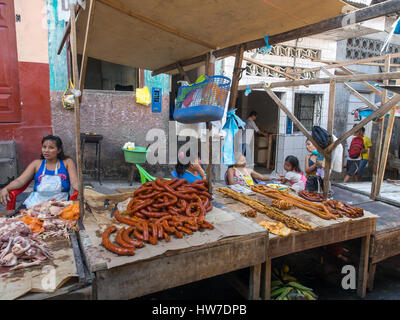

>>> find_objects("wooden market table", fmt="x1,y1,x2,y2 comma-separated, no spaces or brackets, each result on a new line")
332,184,400,292
213,184,377,299
0,211,92,300
77,190,269,300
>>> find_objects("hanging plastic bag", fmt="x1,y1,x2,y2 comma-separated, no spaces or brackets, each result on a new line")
62,79,76,110
136,86,151,106
222,109,246,165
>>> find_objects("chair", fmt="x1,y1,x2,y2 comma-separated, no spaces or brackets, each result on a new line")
136,164,170,184
6,181,78,210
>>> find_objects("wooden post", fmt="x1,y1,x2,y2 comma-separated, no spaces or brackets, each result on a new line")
176,62,191,83
371,56,390,199
79,0,97,102
323,80,336,197
70,5,85,219
227,45,245,111
205,53,214,194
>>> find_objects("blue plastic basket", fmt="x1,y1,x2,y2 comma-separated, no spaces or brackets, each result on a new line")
174,75,231,124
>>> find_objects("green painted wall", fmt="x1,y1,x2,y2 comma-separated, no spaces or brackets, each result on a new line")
47,0,70,91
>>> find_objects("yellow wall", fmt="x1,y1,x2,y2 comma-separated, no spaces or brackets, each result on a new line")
14,0,49,63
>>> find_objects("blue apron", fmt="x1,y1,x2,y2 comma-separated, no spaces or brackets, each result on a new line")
24,160,69,208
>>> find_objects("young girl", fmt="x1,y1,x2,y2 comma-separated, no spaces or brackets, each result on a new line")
279,155,307,193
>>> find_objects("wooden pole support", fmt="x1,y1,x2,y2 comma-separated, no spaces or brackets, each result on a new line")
228,45,245,111
79,0,97,102
323,80,336,197
371,56,390,199
205,53,214,194
70,5,85,219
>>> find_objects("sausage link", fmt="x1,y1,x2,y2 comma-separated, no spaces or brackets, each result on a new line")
116,227,136,248
133,228,144,241
162,220,176,233
122,227,144,248
142,222,149,241
163,232,170,242
170,178,187,189
174,230,184,238
102,226,135,256
114,210,137,226
177,226,192,235
156,223,164,239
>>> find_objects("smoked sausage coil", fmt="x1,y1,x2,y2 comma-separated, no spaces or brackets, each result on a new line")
116,227,136,248
114,210,138,226
142,222,149,241
122,227,144,248
102,226,135,256
133,228,144,241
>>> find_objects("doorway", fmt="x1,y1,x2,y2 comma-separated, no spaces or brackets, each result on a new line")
237,90,281,172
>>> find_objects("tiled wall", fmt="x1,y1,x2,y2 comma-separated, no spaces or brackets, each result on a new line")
276,134,308,175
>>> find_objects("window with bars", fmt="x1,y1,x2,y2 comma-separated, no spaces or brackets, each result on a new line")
293,94,322,132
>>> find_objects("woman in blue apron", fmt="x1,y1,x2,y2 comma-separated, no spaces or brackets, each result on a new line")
0,135,78,208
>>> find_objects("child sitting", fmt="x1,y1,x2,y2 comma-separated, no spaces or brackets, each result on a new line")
279,155,307,193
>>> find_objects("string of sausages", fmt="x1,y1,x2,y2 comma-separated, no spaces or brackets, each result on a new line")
298,190,327,203
102,178,214,256
251,185,337,220
323,200,364,218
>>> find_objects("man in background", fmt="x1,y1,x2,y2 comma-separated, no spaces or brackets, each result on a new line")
355,127,372,181
242,111,268,155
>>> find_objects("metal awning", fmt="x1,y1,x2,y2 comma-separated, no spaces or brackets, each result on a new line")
73,0,347,72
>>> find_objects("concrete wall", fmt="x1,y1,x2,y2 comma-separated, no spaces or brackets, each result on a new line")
0,0,53,173
50,90,171,178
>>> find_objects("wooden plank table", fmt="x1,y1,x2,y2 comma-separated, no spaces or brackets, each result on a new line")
78,199,269,300
213,184,377,299
0,210,92,300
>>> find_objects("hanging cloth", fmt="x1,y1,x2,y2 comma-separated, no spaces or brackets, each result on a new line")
222,109,246,165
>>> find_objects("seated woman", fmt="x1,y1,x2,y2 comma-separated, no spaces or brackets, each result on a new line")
0,135,78,209
226,153,270,186
171,152,206,183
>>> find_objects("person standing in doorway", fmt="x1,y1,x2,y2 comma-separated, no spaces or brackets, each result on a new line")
355,127,372,181
242,111,268,155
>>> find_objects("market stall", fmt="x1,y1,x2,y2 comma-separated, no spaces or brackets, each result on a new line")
53,0,400,301
78,186,268,300
0,205,91,300
213,183,377,299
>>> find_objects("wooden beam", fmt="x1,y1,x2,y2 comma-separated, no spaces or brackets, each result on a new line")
228,45,245,111
97,0,216,49
243,57,298,81
375,57,397,197
152,0,400,76
269,71,400,88
205,52,214,194
340,83,378,111
323,80,336,198
301,52,400,74
79,0,97,101
340,67,382,96
371,56,390,199
307,57,400,68
176,62,191,83
57,3,82,55
264,88,325,156
70,5,85,220
325,92,400,153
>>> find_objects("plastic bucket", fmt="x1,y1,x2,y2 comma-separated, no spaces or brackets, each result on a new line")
122,146,149,164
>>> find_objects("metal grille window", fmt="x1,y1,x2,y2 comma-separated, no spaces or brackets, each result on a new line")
293,94,322,132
